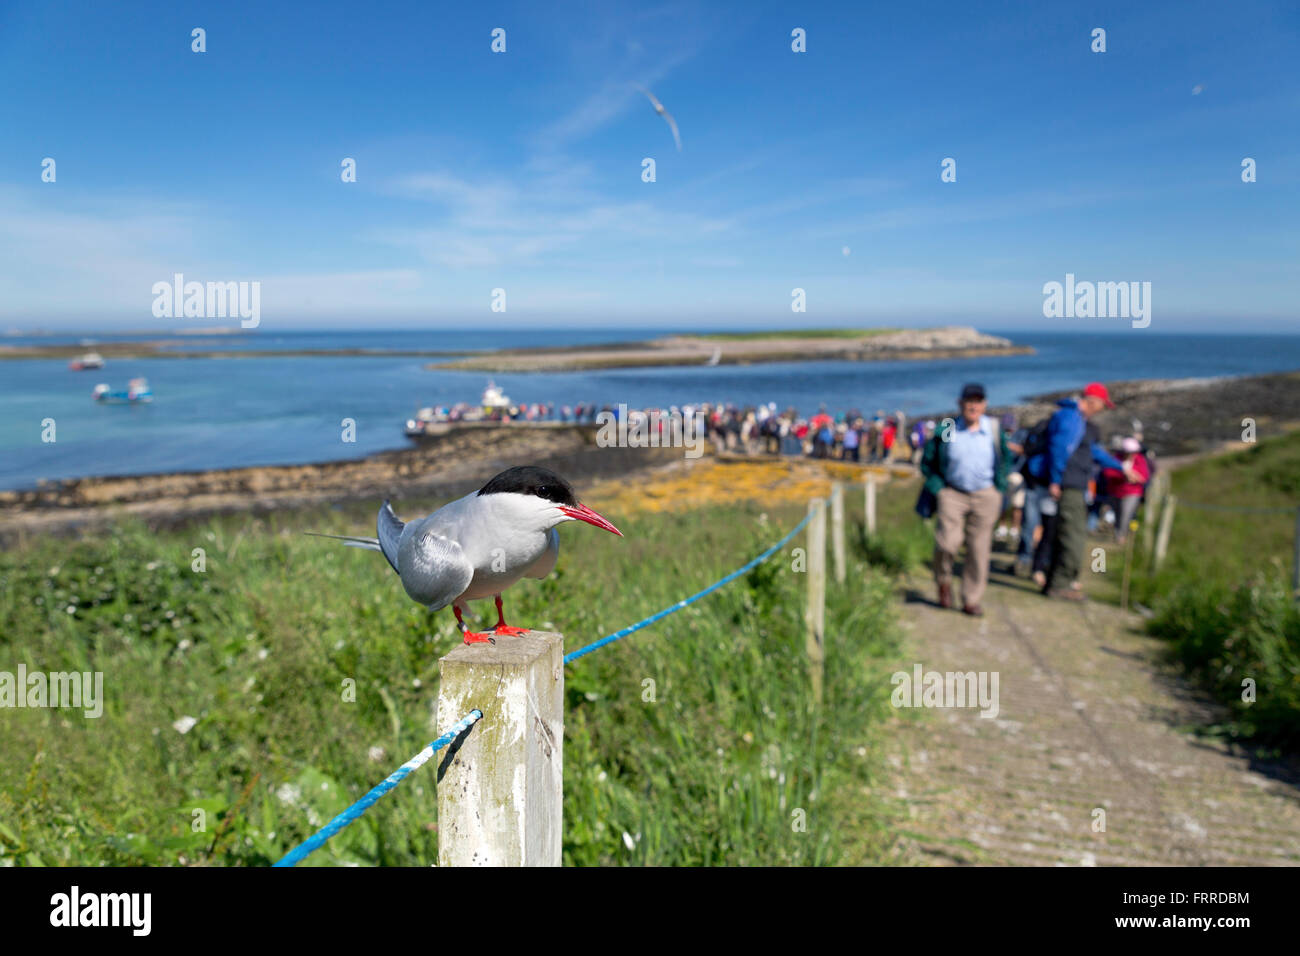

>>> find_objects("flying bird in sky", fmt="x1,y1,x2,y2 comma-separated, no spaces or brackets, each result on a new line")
309,465,623,644
635,84,682,152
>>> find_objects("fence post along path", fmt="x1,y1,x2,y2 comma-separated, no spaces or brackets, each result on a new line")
805,498,827,706
830,482,846,584
1152,494,1178,573
436,631,564,867
865,473,878,536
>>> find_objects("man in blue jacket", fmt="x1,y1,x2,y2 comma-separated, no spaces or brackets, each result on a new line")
1025,382,1137,600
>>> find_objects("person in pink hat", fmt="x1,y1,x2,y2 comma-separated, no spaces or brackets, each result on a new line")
1100,436,1150,544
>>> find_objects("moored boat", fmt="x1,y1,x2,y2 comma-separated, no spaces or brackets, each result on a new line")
93,378,153,404
405,382,513,438
69,352,105,370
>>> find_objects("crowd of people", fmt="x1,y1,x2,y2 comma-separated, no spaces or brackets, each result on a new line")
432,397,943,463
917,381,1155,615
424,401,600,423
691,404,917,460
594,402,929,461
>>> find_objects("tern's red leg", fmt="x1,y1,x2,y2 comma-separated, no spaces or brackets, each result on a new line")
492,595,529,637
453,604,494,645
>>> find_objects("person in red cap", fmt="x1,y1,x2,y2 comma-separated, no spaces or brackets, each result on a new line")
1024,382,1139,600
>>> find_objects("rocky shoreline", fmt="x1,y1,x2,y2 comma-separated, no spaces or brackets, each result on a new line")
0,425,679,545
910,370,1300,461
1009,370,1300,459
2,369,1296,545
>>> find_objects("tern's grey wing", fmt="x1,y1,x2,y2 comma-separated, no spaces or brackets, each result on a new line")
398,524,475,611
376,500,404,574
523,526,560,580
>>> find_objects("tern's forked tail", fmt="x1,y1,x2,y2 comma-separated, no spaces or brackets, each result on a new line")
304,531,394,574
304,531,382,551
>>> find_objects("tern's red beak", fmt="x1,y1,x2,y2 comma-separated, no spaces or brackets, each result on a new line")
559,503,623,537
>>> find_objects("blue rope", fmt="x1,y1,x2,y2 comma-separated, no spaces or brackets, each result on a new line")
273,709,482,867
563,510,814,665
273,509,814,866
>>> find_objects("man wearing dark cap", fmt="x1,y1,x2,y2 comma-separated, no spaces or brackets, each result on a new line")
1025,382,1138,600
919,383,1012,616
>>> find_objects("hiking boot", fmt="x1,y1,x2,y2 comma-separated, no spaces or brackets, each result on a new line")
962,604,984,617
937,582,954,609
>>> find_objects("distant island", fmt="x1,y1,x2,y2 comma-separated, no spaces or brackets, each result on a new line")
0,339,470,361
425,326,1033,373
0,325,1030,366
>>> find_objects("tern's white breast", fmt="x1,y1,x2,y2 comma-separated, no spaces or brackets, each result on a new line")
423,491,553,601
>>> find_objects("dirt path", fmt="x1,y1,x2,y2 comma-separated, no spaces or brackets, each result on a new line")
885,562,1300,866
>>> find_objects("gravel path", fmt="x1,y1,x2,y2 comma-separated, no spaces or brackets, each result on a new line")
886,563,1300,866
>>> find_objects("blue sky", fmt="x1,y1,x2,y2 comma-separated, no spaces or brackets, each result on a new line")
1,0,1296,331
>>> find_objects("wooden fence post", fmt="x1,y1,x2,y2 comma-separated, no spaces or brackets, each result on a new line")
436,631,564,866
830,482,845,585
1142,472,1167,557
805,498,826,706
1292,508,1300,602
1152,494,1177,573
865,473,877,537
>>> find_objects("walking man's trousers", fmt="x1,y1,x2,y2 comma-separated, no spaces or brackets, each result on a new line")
1046,487,1088,590
932,485,1003,607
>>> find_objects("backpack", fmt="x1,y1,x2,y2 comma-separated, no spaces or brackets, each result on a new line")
1017,417,1052,485
1020,417,1051,459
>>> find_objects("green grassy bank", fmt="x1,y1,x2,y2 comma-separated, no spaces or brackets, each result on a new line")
1129,434,1300,750
0,496,904,866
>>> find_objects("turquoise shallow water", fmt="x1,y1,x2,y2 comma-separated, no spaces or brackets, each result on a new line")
3,329,1299,490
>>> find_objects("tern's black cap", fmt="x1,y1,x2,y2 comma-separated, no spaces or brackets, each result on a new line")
960,383,987,401
477,465,577,505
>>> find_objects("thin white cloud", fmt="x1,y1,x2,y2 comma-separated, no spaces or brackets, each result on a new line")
0,188,199,315
258,270,425,311
371,168,735,270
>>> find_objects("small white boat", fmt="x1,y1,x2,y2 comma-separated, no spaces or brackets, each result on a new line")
404,382,515,438
481,381,510,410
69,352,105,370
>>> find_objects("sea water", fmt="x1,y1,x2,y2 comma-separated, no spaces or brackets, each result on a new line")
2,329,1299,490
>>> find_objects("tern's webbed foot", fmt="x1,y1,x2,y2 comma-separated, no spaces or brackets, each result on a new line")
461,631,496,646
492,624,529,637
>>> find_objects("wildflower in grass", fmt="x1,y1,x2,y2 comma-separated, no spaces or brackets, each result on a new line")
172,715,198,734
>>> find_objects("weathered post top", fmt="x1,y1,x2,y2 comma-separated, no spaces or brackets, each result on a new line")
437,630,564,867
